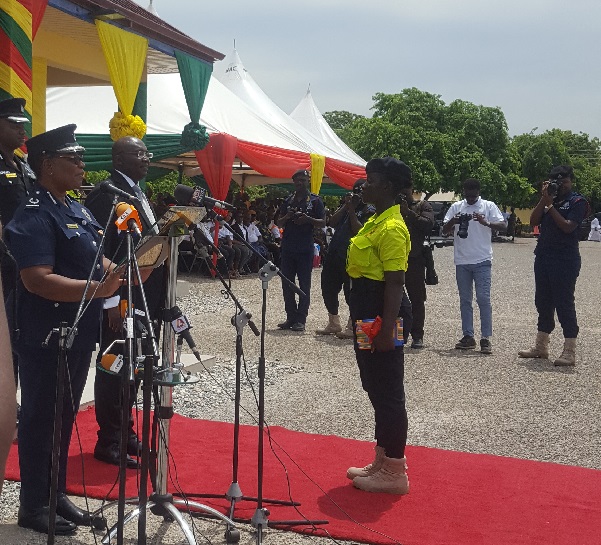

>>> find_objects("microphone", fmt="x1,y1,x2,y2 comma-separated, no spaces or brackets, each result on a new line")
115,202,142,236
174,184,236,212
166,305,201,361
99,180,140,203
98,353,124,375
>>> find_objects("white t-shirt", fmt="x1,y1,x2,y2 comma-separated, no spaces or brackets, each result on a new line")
444,197,505,265
242,223,262,243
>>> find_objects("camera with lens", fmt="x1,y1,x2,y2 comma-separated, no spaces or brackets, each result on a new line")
457,213,472,239
346,188,362,206
547,176,563,197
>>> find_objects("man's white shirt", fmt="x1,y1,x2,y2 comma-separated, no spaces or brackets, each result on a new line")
444,197,505,265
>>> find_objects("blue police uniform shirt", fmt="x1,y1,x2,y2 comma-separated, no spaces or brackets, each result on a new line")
279,192,325,253
4,185,104,352
535,191,587,255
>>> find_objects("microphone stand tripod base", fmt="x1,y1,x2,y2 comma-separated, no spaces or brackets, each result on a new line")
101,495,237,545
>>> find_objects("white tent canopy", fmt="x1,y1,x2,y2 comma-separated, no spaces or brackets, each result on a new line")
290,87,365,165
217,48,365,166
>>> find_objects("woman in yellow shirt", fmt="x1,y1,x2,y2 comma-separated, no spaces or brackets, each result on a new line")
345,157,412,495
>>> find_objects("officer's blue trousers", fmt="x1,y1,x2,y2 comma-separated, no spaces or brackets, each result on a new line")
349,277,407,459
534,252,581,338
280,249,314,325
17,345,91,510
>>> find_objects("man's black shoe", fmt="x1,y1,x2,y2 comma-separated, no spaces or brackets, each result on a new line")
127,435,142,457
455,335,476,349
290,322,305,332
94,442,139,469
411,338,424,349
277,319,293,329
480,338,493,354
56,494,106,530
18,506,77,535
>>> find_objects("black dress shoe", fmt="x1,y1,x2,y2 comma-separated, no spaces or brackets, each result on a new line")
57,494,107,530
94,442,139,469
277,319,293,329
290,322,305,332
127,435,142,457
18,506,77,535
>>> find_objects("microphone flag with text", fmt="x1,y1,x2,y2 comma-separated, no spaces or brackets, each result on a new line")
174,184,236,212
115,202,142,236
164,305,201,361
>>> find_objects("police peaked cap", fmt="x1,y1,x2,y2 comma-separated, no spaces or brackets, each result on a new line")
292,169,311,180
0,97,29,123
26,124,85,163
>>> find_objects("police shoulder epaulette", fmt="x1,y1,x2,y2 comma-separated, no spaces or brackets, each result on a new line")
24,196,41,209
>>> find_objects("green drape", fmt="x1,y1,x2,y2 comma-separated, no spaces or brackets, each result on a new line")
77,133,189,172
175,50,211,150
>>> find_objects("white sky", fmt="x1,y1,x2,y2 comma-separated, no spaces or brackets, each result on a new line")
136,0,601,138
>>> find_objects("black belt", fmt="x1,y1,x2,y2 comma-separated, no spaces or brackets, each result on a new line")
350,276,385,290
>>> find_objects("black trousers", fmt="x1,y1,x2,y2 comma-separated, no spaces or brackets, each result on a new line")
534,251,581,338
18,345,91,509
94,268,163,447
280,249,314,324
405,255,426,340
319,253,350,316
349,277,408,459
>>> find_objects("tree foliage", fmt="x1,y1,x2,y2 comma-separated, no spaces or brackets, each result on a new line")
511,129,601,210
325,88,533,207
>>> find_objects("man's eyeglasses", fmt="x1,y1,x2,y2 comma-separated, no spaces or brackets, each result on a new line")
120,150,153,159
57,155,85,165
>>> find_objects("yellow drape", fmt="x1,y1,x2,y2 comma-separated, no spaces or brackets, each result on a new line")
31,57,47,136
310,153,325,194
95,19,147,117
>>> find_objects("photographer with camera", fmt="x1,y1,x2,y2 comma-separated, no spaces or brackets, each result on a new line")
443,179,506,354
518,165,587,366
315,179,375,337
398,184,434,349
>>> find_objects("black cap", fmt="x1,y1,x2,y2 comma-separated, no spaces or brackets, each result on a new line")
549,165,573,180
366,157,412,184
292,169,310,180
26,124,85,162
0,98,29,123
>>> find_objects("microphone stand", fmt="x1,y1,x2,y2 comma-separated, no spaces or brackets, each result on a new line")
45,196,121,544
100,214,236,545
183,216,327,544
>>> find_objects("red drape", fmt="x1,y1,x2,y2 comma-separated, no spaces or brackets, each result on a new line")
236,140,310,179
324,158,366,191
195,133,238,201
32,0,49,39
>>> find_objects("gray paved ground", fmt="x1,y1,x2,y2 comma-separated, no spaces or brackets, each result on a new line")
1,238,600,544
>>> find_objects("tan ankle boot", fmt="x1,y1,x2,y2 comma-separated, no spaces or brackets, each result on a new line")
335,317,354,339
316,313,342,335
554,338,576,366
346,445,385,480
518,331,550,359
352,455,409,495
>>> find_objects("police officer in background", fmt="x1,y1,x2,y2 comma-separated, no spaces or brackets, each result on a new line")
4,125,121,535
277,169,326,332
518,165,587,366
85,136,164,468
398,182,434,349
0,98,35,399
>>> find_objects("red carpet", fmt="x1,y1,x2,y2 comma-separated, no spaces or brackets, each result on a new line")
5,407,601,545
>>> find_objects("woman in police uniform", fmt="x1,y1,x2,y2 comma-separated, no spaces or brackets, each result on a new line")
518,165,587,366
344,157,412,495
5,125,121,535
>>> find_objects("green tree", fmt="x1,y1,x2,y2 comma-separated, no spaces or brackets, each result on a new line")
511,129,601,210
325,88,532,206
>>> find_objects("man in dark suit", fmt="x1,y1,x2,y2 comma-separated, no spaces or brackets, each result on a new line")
85,137,164,468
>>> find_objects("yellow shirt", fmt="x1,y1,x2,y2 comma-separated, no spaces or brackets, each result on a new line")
346,204,411,281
